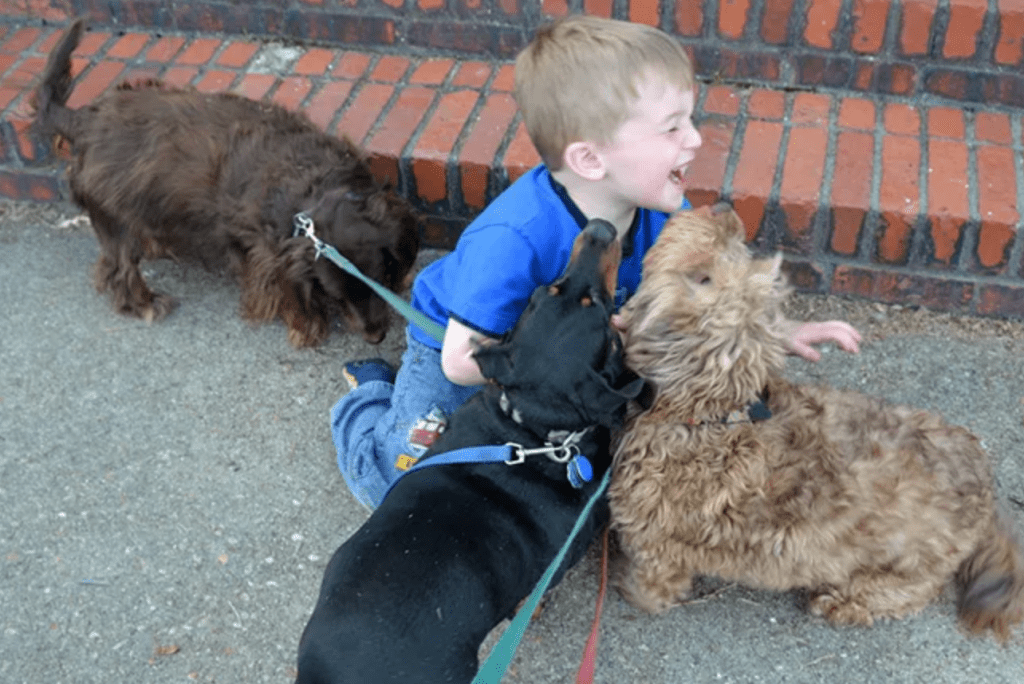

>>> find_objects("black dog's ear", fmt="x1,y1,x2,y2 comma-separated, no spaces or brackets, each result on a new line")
584,368,645,428
473,342,515,386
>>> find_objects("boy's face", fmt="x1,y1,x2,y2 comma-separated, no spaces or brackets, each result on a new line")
596,76,702,215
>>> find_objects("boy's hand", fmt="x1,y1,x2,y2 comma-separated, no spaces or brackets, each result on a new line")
785,320,861,362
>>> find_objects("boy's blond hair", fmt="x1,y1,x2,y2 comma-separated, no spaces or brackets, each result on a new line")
514,15,694,171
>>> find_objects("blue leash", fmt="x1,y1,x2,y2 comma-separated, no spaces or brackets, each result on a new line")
296,213,607,682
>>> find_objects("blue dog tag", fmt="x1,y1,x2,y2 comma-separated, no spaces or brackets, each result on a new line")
566,455,593,489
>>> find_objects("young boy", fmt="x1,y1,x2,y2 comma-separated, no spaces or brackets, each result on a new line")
331,15,860,509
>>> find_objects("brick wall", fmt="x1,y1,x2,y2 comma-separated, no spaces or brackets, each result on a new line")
5,1,1024,106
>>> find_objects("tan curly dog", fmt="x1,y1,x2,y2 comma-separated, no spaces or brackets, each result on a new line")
609,203,1024,641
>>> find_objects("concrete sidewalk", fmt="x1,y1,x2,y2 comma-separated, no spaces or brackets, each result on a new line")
2,199,1023,683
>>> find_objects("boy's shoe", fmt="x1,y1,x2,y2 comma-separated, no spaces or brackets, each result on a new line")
342,358,396,390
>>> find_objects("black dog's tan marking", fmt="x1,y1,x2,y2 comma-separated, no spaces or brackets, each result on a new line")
296,220,643,684
34,19,419,347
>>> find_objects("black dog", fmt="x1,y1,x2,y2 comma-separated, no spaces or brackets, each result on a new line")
296,221,644,683
34,19,419,347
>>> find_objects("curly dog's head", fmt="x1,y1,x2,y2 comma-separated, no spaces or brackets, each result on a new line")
621,203,790,409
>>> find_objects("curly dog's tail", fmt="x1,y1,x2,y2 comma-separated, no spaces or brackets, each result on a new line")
32,17,85,143
956,510,1024,643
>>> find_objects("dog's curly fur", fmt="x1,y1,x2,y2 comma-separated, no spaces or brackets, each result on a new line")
33,19,419,347
609,203,1024,641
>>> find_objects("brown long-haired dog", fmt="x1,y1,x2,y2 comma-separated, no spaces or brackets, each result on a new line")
609,203,1024,641
33,19,419,347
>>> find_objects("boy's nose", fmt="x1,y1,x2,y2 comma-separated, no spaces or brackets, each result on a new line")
686,126,703,150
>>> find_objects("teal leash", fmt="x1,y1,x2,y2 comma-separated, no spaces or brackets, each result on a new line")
292,212,446,344
296,211,608,682
472,467,611,684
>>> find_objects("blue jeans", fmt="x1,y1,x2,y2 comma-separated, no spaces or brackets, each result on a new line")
330,329,480,509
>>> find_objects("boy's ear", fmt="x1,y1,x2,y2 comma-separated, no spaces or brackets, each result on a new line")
563,141,605,181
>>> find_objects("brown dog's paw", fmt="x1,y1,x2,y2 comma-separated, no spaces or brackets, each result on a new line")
809,591,875,627
143,293,178,323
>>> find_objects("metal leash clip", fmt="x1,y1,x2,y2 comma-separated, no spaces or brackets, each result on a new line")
291,212,325,259
504,441,581,466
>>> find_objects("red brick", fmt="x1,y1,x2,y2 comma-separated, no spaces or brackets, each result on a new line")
175,38,221,66
977,284,1024,317
0,55,44,112
944,0,986,59
883,103,920,136
975,145,1019,269
926,139,969,265
459,92,518,209
877,135,920,263
831,266,973,311
294,48,336,76
838,97,875,129
146,36,186,63
108,33,149,59
675,0,705,36
685,120,735,213
719,0,752,39
370,55,411,82
217,41,260,69
66,61,124,109
306,81,354,131
273,76,314,112
995,1,1024,65
830,130,874,255
502,121,541,184
732,120,783,237
791,92,830,126
491,64,516,92
162,66,198,89
779,125,828,251
761,0,796,44
851,0,888,53
336,83,393,146
0,27,40,54
121,67,161,86
233,73,277,101
804,0,842,48
413,90,479,203
584,0,614,17
974,112,1012,144
410,58,455,85
419,0,445,10
629,0,661,27
452,62,491,89
747,89,786,119
542,0,569,16
333,52,373,80
927,107,965,138
365,86,436,187
195,70,236,94
900,0,939,56
702,85,740,116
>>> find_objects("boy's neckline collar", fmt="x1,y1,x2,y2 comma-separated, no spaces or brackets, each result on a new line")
547,171,639,258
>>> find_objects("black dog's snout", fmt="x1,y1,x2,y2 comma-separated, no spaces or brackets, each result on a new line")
583,218,616,246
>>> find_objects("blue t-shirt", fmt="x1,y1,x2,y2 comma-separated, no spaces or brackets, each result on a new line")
409,165,690,349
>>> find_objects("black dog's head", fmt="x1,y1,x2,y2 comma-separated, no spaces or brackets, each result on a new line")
473,220,645,432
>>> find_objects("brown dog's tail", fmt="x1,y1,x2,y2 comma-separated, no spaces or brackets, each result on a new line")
956,510,1024,643
32,17,85,143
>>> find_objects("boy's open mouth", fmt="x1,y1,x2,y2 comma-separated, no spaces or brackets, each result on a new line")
669,167,686,188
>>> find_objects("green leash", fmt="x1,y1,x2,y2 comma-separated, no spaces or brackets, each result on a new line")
297,211,607,682
473,467,611,683
292,212,447,344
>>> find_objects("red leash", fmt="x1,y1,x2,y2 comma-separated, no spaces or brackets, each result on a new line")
576,526,610,684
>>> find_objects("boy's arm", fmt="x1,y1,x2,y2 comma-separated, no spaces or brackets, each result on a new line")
441,318,499,386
